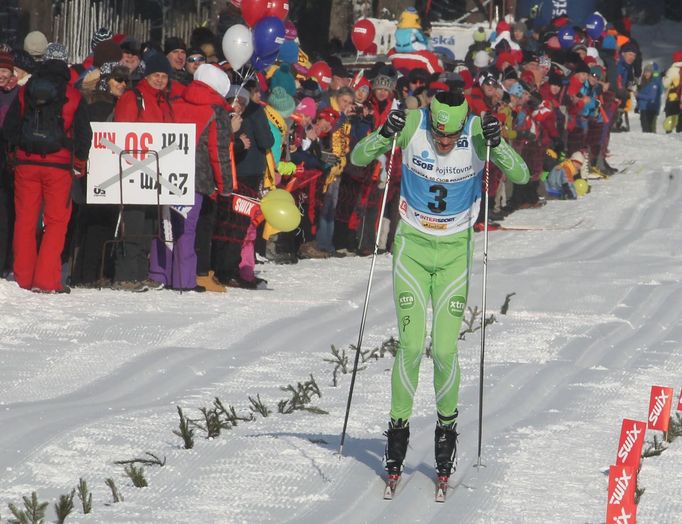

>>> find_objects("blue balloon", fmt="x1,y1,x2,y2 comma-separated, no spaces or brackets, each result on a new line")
253,16,286,59
252,51,278,71
585,13,605,39
278,40,299,65
558,26,576,49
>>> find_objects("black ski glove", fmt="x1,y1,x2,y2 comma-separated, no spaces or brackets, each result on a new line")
380,109,406,138
482,113,501,147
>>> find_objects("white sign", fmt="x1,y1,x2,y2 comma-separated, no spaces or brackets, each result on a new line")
87,122,196,205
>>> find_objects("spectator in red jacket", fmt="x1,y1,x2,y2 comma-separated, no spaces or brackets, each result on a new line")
3,59,92,293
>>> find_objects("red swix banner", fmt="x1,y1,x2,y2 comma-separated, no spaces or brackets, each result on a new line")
232,194,260,219
647,385,674,432
606,465,636,524
677,388,682,411
615,419,646,468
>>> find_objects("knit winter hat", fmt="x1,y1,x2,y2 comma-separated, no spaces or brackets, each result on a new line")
144,52,172,76
12,49,35,73
120,37,141,56
570,151,585,164
601,35,616,51
164,36,187,55
508,82,525,97
268,86,296,118
548,71,564,86
473,27,487,43
295,97,317,119
0,51,13,72
620,41,637,55
45,42,68,62
91,27,113,52
372,73,396,91
574,60,591,74
24,31,48,58
398,7,421,30
93,40,122,67
299,78,321,100
194,63,230,97
98,62,130,91
269,63,297,97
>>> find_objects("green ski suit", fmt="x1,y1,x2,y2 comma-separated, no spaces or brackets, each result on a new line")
350,108,529,424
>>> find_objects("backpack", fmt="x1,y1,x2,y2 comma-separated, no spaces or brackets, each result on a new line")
20,76,70,155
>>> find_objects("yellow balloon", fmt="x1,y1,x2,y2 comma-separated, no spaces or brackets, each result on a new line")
574,178,589,197
663,115,677,133
261,188,295,206
260,199,301,232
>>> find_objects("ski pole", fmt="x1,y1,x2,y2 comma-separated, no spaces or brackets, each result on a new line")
475,140,492,469
339,132,399,457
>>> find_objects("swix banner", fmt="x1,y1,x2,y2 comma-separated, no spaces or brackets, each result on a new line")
232,194,260,219
677,388,682,412
615,419,646,468
87,122,196,205
606,465,636,524
647,385,674,432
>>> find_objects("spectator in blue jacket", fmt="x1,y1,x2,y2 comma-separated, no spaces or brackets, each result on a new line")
636,63,663,133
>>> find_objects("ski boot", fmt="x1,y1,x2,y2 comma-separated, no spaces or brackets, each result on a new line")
383,419,409,499
434,414,458,502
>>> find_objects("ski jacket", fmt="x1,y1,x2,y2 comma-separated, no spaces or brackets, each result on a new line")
235,100,275,178
4,59,92,169
636,73,663,114
113,77,184,123
350,108,529,236
172,80,233,196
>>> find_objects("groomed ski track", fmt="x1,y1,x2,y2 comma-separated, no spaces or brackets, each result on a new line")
0,134,680,522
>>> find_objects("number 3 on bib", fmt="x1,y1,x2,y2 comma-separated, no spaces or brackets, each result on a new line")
428,184,448,213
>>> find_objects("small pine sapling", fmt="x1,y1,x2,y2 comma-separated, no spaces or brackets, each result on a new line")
54,489,75,524
124,464,148,488
248,394,271,417
114,452,166,467
7,491,48,524
76,478,92,514
500,292,516,315
667,413,682,442
213,397,255,431
324,345,350,386
104,478,124,503
635,485,646,505
380,337,399,357
173,405,195,449
641,434,667,458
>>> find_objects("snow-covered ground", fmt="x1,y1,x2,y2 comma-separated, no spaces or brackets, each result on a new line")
1,115,681,523
3,21,682,521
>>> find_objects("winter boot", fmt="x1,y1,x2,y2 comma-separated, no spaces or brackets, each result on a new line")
384,419,410,475
435,415,459,478
196,271,227,293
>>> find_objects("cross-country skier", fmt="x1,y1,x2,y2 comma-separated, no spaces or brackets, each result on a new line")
350,91,529,492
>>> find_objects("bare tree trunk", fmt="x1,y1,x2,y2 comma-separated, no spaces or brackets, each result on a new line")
19,0,53,39
329,0,353,45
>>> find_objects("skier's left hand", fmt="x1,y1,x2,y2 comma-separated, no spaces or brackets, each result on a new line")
482,113,501,148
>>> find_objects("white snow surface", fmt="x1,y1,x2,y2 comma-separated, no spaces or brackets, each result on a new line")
3,31,682,521
1,116,680,524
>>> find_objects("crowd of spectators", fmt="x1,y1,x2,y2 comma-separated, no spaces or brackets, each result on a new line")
0,6,679,294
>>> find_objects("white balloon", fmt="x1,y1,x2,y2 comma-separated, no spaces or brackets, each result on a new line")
222,24,254,70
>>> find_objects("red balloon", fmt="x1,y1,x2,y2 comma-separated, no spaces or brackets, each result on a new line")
242,0,268,27
309,61,332,91
265,0,289,21
351,18,376,53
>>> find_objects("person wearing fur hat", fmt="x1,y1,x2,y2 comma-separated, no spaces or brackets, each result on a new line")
69,62,131,288
12,49,35,87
